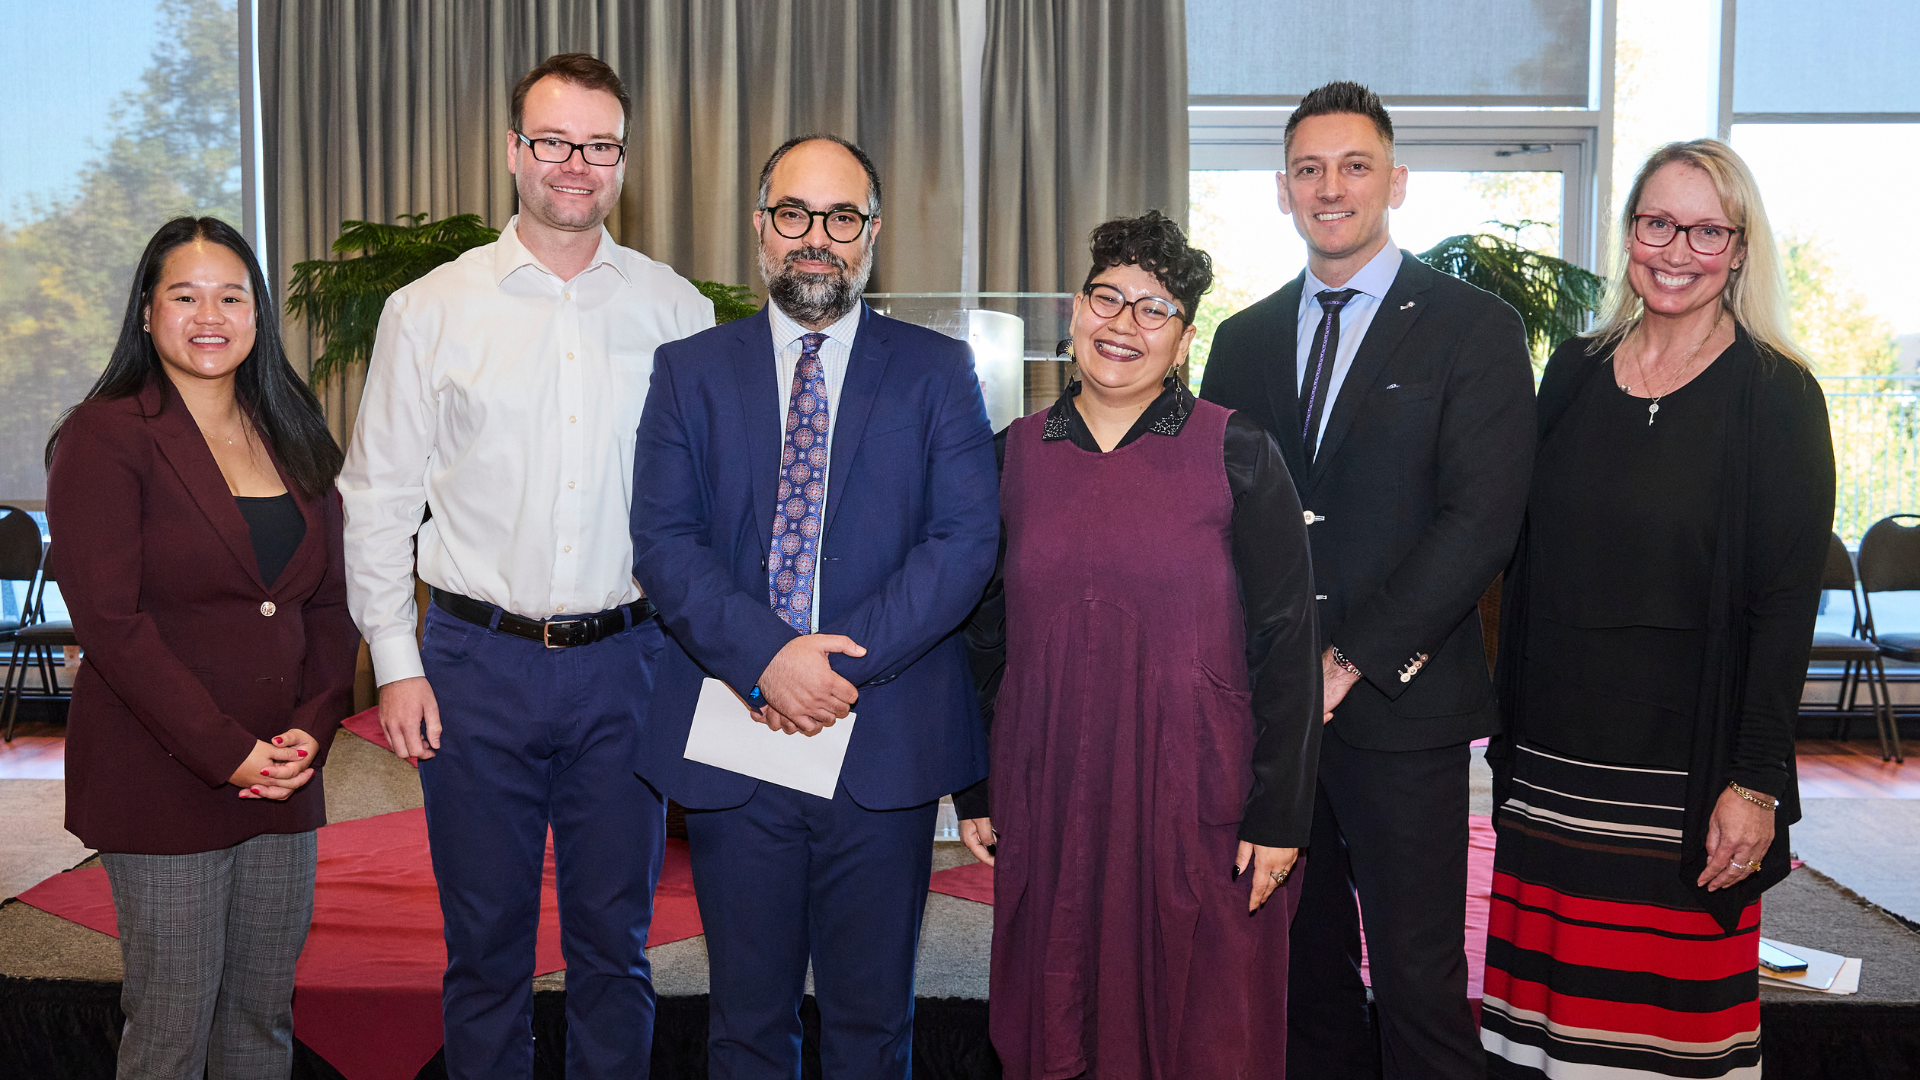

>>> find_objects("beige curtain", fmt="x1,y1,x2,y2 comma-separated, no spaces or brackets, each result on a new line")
260,0,965,440
978,0,1189,294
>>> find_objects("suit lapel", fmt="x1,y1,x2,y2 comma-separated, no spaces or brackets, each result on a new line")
1262,275,1309,484
823,305,890,536
730,309,782,555
1306,252,1434,489
143,380,269,592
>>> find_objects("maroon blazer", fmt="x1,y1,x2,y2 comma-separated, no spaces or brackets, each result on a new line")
46,379,358,855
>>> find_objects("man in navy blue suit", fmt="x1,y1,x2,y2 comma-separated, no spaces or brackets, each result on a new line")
629,134,999,1079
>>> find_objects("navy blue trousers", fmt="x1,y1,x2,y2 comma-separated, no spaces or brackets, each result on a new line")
419,602,667,1080
685,782,938,1080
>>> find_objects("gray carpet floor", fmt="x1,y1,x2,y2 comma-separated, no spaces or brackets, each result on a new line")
2,731,1914,1007
1792,798,1920,927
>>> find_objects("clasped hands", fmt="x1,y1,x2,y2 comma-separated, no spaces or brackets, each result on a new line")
228,729,318,801
753,634,867,736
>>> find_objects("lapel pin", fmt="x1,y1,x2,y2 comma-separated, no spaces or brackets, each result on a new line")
1399,301,1416,310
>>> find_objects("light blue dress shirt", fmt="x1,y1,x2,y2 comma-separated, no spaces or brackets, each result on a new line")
767,300,862,631
1295,241,1403,454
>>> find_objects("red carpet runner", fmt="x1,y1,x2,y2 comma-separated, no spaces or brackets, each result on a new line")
19,810,703,1080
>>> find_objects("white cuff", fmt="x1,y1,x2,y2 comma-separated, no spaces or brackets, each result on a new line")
369,634,427,686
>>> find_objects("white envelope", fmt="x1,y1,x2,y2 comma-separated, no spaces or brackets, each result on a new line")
682,678,855,799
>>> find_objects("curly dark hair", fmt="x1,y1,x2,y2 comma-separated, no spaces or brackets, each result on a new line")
1081,210,1214,320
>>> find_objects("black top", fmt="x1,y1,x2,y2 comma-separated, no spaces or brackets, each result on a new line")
234,493,306,588
1493,326,1834,928
1523,341,1735,769
956,380,1318,845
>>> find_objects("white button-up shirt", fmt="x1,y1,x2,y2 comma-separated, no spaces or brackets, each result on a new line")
340,216,715,685
767,301,860,632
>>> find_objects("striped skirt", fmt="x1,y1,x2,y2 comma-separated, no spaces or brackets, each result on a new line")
1482,744,1761,1079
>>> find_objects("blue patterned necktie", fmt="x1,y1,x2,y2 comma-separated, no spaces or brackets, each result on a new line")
1300,288,1359,459
769,332,830,631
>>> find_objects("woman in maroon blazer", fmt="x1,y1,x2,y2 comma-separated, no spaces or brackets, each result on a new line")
44,216,356,1080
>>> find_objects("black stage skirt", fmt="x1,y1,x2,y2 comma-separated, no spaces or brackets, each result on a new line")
1483,743,1762,1079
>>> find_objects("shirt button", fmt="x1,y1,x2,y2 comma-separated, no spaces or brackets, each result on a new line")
564,292,572,301
568,481,576,489
569,415,577,423
259,601,276,617
564,545,572,553
566,351,575,359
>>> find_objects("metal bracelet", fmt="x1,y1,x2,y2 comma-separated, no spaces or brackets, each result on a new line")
1727,780,1778,812
1330,647,1362,678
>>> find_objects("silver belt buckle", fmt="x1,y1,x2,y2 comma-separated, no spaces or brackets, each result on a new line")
543,619,580,649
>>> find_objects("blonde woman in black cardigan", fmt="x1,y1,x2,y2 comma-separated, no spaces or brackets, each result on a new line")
1484,140,1834,1079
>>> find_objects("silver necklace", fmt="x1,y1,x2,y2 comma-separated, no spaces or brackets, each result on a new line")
1617,310,1723,426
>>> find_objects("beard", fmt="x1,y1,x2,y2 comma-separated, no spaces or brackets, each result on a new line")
759,240,874,325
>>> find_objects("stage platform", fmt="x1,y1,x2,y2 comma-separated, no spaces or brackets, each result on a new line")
2,731,1917,1079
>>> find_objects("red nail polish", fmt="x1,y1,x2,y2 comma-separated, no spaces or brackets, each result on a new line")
273,737,284,745
262,769,271,775
252,787,263,794
297,749,308,757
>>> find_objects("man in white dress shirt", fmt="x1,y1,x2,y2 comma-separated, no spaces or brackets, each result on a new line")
338,54,713,1080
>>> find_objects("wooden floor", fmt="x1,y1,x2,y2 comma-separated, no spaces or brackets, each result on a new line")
0,720,65,781
1795,738,1920,798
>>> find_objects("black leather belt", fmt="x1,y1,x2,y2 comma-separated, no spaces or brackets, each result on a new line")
429,587,657,649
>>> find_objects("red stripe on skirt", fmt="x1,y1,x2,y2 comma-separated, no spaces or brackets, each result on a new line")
1493,872,1761,937
1484,973,1760,1045
1489,896,1759,981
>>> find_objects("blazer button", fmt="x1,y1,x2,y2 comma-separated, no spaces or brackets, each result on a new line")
260,601,277,617
1399,671,1412,683
1302,510,1315,524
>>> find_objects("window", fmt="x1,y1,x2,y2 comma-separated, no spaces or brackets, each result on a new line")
0,0,245,501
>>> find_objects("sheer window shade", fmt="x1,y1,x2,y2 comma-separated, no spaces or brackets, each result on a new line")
1732,0,1920,121
1186,0,1592,106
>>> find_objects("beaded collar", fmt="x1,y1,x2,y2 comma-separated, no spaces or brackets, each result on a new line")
1042,380,1194,447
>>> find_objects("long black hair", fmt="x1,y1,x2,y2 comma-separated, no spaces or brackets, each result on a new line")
46,217,344,499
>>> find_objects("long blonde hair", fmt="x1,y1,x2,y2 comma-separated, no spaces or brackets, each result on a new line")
1588,139,1808,367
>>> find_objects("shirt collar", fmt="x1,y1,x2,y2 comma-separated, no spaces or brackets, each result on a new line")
769,299,864,354
1301,238,1403,310
492,215,630,286
1043,380,1194,445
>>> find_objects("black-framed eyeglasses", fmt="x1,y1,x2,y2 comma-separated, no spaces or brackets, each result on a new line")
1084,284,1184,330
1632,214,1740,256
513,131,626,167
760,203,873,243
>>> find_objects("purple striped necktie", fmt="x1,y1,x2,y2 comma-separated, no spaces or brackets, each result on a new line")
1300,288,1359,458
769,332,829,631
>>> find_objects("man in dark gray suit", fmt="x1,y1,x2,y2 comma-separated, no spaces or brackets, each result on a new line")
1200,81,1535,1079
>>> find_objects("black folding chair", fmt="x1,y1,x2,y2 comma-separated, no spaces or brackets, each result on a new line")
2,544,76,742
1859,513,1920,759
1804,532,1899,762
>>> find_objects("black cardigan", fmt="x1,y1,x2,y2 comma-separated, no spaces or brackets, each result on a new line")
1491,326,1834,930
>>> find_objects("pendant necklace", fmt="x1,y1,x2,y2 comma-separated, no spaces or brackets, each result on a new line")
1619,309,1723,426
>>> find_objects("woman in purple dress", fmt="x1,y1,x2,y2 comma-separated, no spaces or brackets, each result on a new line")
956,211,1323,1079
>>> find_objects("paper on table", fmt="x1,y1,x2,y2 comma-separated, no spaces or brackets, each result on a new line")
683,678,855,799
1756,937,1859,994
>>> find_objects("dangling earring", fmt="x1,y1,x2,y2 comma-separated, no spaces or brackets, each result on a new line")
1058,338,1080,390
1162,363,1182,389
